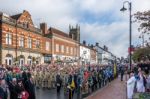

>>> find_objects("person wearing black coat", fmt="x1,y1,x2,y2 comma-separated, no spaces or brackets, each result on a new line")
0,87,5,99
56,73,62,93
120,67,124,81
8,78,18,99
92,72,97,91
22,71,28,87
16,79,25,99
73,72,78,91
24,74,35,99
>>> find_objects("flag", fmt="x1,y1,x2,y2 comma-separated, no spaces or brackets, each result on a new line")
70,80,75,89
114,63,117,77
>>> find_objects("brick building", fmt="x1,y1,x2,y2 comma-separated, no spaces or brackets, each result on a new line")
0,10,52,66
46,25,80,65
0,10,80,66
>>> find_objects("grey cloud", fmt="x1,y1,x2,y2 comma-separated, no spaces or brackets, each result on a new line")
0,0,150,57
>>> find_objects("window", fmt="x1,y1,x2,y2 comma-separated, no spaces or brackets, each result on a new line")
6,33,12,45
27,56,32,65
36,40,40,48
27,59,32,65
5,54,13,65
56,44,59,52
46,41,49,51
61,45,64,53
44,55,51,63
19,36,24,47
19,58,24,66
66,46,69,53
74,48,76,55
28,37,32,48
70,47,73,54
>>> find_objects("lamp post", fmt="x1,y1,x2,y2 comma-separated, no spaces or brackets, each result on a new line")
120,1,132,70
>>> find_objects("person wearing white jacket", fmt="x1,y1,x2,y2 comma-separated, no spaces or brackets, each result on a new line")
127,71,136,99
136,71,146,92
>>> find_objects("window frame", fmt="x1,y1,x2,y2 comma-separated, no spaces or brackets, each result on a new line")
6,33,12,45
28,37,32,48
19,36,24,47
56,44,59,52
61,45,64,53
35,40,40,49
46,41,50,51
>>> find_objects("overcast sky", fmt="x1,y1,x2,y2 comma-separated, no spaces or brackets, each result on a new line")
0,0,150,57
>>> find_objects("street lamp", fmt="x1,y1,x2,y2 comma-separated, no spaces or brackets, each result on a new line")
120,1,132,70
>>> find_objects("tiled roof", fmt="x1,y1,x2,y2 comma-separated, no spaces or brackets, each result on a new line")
49,27,69,38
11,13,22,20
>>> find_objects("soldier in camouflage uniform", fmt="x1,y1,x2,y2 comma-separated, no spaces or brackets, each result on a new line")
39,70,43,88
42,71,46,88
51,72,56,89
35,70,40,88
45,71,49,89
47,71,52,89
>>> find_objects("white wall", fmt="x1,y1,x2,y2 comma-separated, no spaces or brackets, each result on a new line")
2,49,43,65
80,46,91,65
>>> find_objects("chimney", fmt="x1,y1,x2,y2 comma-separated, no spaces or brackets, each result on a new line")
104,45,108,51
83,40,86,45
96,42,99,46
91,44,94,48
40,23,47,34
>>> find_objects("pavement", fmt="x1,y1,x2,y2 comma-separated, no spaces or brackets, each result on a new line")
86,76,127,99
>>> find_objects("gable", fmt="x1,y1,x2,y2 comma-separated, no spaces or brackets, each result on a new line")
17,10,34,26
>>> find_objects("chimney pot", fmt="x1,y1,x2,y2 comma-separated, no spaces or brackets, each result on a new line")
96,42,99,46
83,40,86,45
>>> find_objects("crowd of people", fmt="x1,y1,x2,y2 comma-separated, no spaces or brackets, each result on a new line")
127,63,150,99
0,65,36,99
0,64,115,99
1,62,149,99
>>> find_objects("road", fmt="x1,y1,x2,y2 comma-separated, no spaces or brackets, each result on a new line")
36,88,78,99
35,76,126,99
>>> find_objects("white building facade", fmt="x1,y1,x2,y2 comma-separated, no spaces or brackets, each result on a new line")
80,45,91,65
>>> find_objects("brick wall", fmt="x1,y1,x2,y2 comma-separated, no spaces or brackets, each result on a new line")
53,38,79,57
1,23,52,55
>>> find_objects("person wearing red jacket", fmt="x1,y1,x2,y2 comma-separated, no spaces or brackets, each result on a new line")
21,91,29,99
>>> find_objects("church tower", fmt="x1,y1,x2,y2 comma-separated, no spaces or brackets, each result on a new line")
69,24,80,42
